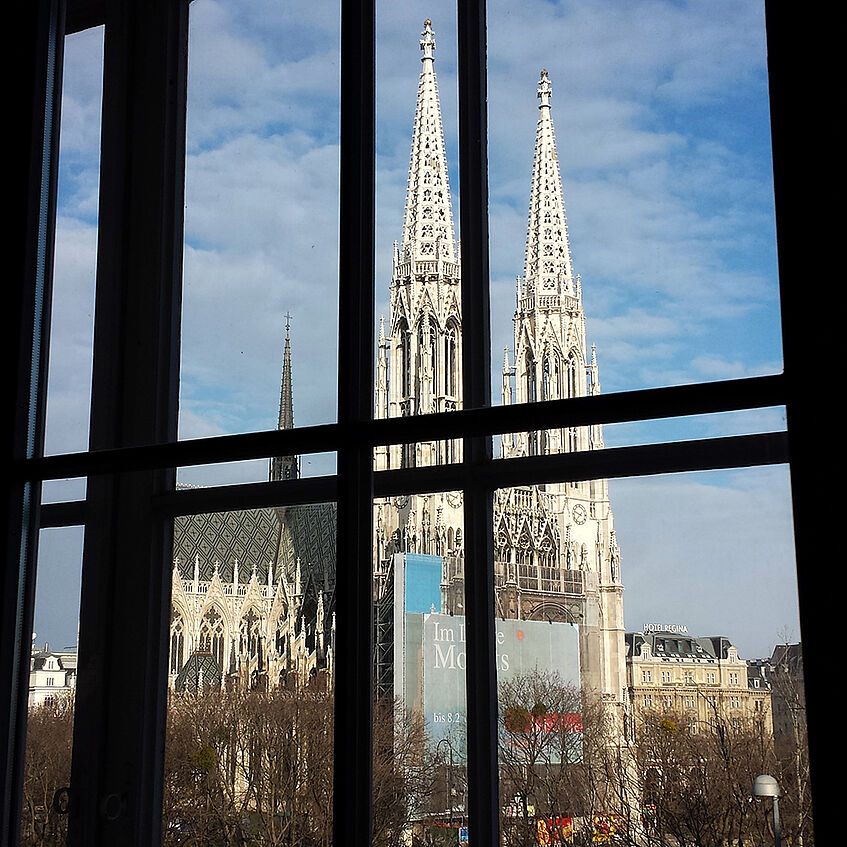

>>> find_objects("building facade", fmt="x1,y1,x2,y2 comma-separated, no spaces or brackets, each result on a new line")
373,21,627,709
625,627,772,735
28,646,77,710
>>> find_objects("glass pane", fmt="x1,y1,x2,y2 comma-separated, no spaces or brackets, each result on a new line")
179,1,341,441
376,8,463,438
494,465,811,845
22,526,84,845
164,502,336,844
176,451,337,488
44,27,103,456
42,478,87,505
496,405,787,458
374,489,468,845
488,0,780,405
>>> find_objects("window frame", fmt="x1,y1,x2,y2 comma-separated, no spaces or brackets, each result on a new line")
4,0,831,845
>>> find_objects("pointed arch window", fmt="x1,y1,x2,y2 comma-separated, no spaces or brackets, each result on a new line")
199,607,225,671
169,610,185,675
398,318,411,404
445,319,459,398
240,607,262,660
525,350,537,404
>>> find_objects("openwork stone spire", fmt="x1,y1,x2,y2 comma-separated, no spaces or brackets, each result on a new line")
522,69,575,298
400,19,457,264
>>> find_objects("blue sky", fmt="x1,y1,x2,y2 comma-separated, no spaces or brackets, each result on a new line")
36,0,800,660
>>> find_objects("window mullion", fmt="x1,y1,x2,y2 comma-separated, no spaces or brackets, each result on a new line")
334,0,376,845
3,1,65,841
457,1,499,845
68,1,188,843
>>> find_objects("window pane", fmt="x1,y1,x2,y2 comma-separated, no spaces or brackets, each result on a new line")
44,27,103,456
488,0,780,405
176,452,336,489
179,1,341,442
374,489,468,845
164,502,336,844
494,464,810,845
22,526,84,845
42,478,87,505
496,405,786,459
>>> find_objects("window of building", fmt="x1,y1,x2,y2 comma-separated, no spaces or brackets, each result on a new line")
5,2,829,845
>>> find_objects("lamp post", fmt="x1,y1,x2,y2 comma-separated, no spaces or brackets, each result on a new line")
435,737,455,829
752,774,781,847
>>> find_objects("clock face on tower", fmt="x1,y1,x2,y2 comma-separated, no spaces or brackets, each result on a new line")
572,503,587,525
446,491,463,509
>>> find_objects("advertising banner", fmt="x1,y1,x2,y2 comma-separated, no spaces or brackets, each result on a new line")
392,553,582,749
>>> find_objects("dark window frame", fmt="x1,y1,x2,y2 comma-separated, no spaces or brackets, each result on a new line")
4,0,830,845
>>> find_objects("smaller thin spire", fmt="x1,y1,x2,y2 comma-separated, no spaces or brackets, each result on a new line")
271,313,299,482
278,313,294,432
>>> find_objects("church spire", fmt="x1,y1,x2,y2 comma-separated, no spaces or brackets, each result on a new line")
278,313,294,432
400,19,457,265
522,69,575,299
270,313,299,482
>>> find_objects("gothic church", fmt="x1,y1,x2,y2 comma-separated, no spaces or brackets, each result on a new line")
168,20,626,712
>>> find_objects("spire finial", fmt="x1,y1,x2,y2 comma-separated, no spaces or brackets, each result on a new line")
420,19,436,61
538,69,552,109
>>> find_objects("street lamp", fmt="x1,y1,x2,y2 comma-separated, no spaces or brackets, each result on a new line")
752,774,781,847
435,737,455,828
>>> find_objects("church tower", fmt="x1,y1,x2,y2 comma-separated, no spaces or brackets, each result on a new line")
374,20,465,578
374,27,626,711
499,70,626,706
375,19,462,469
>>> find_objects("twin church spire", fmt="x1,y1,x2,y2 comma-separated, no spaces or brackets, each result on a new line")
377,19,593,464
400,19,457,267
522,69,577,301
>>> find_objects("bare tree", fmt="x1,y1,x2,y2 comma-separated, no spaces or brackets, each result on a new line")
20,696,74,847
498,670,593,846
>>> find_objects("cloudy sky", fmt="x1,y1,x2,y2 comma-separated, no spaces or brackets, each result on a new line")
35,0,799,661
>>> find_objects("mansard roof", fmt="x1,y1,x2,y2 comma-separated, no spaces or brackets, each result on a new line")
626,630,740,662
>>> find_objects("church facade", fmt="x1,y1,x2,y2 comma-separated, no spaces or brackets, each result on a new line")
373,20,626,709
168,20,626,712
